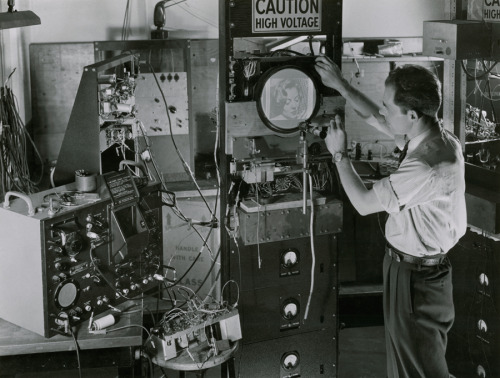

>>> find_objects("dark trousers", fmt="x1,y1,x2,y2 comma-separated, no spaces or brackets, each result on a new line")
383,252,454,378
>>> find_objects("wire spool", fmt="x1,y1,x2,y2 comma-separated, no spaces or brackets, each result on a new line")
91,314,115,330
75,170,97,192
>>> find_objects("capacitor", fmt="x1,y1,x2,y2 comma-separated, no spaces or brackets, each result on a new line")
91,314,115,330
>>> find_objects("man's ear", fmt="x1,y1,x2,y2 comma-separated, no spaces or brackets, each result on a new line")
407,109,419,121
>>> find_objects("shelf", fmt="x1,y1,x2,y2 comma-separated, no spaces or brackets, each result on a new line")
339,283,383,297
342,54,443,63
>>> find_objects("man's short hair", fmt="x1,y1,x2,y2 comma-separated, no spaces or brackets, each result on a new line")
385,65,442,118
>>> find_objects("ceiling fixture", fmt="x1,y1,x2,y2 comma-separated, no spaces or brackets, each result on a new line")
151,0,186,39
0,0,40,30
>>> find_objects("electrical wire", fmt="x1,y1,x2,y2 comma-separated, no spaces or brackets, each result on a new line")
303,173,315,320
461,59,498,80
121,0,132,40
178,2,217,28
135,121,216,258
89,245,132,301
482,61,499,124
141,350,154,378
147,62,218,226
307,35,314,55
106,324,152,339
69,328,82,378
0,83,44,198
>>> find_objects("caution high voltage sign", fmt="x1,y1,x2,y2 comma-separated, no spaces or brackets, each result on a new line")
252,0,322,33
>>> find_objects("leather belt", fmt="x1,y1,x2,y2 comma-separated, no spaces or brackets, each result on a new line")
385,245,446,267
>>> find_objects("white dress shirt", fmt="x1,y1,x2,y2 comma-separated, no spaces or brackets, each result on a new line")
372,127,467,257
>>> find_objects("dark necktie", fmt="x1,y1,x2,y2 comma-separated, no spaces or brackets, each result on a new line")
398,140,409,166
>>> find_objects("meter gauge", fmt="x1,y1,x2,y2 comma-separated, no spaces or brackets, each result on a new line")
281,351,300,372
280,297,301,330
280,248,300,277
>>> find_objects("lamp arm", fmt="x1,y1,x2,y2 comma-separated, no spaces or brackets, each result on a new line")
153,1,168,29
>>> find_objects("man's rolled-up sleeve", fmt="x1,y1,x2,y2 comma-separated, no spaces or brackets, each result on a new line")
372,159,433,214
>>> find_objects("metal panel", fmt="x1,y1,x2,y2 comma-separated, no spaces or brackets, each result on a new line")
447,230,500,378
423,20,491,60
230,234,337,292
134,72,189,136
235,329,337,377
0,209,45,336
30,43,95,163
237,197,342,245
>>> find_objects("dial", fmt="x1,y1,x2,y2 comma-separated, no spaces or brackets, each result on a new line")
281,249,299,268
479,273,489,286
477,365,486,378
281,351,300,370
477,319,488,333
281,298,299,320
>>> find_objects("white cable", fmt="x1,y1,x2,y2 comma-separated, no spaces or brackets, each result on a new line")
255,184,262,269
304,173,315,320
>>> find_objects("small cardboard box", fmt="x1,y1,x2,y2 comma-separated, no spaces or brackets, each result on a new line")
162,190,220,301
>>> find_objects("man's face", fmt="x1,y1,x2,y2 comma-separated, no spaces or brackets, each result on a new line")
379,85,412,135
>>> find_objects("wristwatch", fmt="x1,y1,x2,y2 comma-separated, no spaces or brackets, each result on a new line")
332,151,347,163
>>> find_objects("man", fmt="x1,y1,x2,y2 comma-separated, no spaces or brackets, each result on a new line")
315,56,466,378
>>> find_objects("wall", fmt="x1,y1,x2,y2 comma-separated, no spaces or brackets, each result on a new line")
0,0,218,121
343,0,445,38
27,0,218,43
0,0,446,162
1,0,445,125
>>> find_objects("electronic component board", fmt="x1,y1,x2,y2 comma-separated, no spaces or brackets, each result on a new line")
0,175,162,337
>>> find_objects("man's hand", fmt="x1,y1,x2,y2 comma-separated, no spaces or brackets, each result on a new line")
324,115,347,156
315,56,347,92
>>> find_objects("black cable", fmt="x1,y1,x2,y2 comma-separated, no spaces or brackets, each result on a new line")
69,328,82,378
155,282,162,320
142,351,154,378
121,0,131,40
270,49,306,57
461,59,498,80
475,80,487,138
147,61,217,222
135,123,216,256
162,246,221,312
89,246,132,301
159,366,170,377
482,61,499,125
307,35,314,55
193,246,221,297
0,86,44,197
